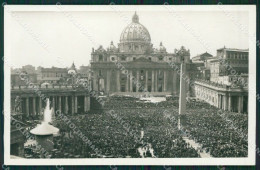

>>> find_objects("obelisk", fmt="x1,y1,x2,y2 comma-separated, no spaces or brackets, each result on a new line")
178,47,187,130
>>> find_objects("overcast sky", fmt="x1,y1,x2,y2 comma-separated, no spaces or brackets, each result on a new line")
6,6,249,69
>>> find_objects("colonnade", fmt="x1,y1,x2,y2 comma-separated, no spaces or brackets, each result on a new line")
11,95,91,115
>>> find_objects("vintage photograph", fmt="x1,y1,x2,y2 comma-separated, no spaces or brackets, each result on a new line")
4,5,256,165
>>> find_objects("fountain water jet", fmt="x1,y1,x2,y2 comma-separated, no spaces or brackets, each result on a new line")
30,98,59,156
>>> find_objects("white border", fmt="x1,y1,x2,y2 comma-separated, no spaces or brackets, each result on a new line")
4,5,256,165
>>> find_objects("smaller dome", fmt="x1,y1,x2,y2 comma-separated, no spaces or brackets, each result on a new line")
109,41,117,51
68,62,77,75
159,42,166,52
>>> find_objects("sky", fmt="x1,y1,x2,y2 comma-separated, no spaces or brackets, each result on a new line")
6,6,249,69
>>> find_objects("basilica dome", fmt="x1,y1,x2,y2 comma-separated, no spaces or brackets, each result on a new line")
120,12,151,43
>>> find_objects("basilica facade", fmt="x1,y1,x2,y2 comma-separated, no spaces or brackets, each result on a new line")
90,12,190,95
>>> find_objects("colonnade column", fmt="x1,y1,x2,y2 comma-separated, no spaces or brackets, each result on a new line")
39,97,42,114
59,96,62,112
151,70,155,92
238,96,244,113
26,97,29,115
84,96,88,112
129,70,133,92
32,97,36,115
52,96,55,113
126,73,129,92
228,95,232,112
173,70,177,95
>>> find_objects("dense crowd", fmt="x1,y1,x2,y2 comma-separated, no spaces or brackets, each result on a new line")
24,96,248,158
52,107,199,158
181,103,248,157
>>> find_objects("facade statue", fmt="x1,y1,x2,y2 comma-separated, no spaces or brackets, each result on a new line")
14,96,22,113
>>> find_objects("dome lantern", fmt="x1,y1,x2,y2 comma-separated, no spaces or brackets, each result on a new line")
132,11,139,23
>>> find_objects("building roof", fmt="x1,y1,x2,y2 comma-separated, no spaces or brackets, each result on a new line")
192,52,213,61
217,47,249,52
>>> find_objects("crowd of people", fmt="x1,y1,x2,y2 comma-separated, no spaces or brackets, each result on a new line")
51,106,199,158
181,103,248,157
23,95,248,158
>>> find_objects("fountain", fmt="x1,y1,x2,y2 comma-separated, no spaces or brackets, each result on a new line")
30,98,59,154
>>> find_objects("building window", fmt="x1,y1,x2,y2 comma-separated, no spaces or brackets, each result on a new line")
99,70,102,76
158,56,163,61
133,57,136,60
121,56,126,61
99,55,103,61
149,57,151,61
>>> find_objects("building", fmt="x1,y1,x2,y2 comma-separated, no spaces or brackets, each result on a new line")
210,47,248,82
191,52,213,62
11,67,37,86
193,47,248,113
90,12,190,95
37,66,68,84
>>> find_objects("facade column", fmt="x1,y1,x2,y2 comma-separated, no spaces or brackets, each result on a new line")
218,95,221,109
71,96,75,115
145,70,148,91
163,70,167,92
136,70,140,92
59,96,62,112
32,97,36,115
106,70,110,93
151,70,155,92
93,71,98,91
129,70,133,92
26,98,29,115
75,96,78,113
228,95,232,112
65,96,68,114
223,95,227,111
117,71,120,92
